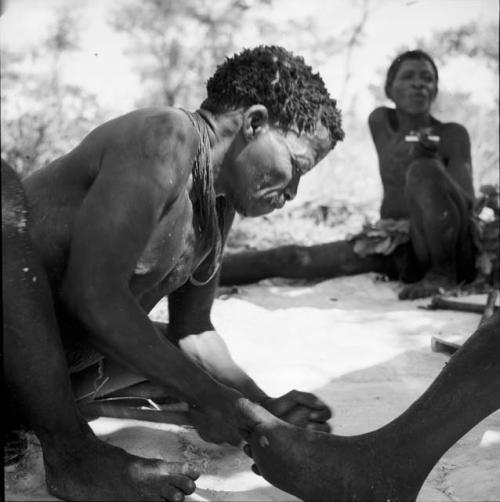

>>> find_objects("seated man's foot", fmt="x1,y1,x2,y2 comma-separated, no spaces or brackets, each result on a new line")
399,270,456,300
43,433,199,501
236,399,420,502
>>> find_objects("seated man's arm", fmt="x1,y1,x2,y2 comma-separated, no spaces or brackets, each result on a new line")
440,122,475,205
368,106,389,145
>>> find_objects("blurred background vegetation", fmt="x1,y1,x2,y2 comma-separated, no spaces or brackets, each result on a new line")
1,0,498,251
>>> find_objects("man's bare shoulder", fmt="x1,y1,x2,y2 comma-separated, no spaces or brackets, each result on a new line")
81,107,199,184
136,108,198,160
368,106,390,126
437,121,470,140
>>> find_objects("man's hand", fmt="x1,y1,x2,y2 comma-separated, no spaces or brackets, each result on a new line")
406,128,440,158
188,387,244,446
260,390,332,432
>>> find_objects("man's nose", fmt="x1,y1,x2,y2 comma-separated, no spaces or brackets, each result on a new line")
411,77,425,88
284,179,299,201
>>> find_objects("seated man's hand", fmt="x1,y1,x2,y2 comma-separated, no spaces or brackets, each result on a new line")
260,390,332,432
413,129,440,158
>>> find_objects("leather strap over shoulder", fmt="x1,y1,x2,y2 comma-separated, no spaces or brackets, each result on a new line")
179,109,224,286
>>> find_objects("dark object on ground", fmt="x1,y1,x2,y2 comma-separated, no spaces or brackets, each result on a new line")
423,294,499,315
430,290,498,355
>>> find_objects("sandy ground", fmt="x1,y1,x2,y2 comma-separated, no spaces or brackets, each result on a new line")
4,273,500,501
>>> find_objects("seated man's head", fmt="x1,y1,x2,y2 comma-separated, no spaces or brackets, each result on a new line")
202,45,344,217
384,50,438,116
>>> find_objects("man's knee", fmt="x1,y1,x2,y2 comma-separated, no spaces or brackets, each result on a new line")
405,158,446,191
1,161,29,237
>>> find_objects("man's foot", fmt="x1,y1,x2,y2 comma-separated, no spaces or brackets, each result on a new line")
399,270,456,300
236,399,420,502
43,434,199,501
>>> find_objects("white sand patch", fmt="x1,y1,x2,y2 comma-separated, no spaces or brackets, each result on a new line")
5,273,499,501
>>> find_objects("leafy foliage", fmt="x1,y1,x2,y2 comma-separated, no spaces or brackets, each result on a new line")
109,0,271,108
1,10,106,177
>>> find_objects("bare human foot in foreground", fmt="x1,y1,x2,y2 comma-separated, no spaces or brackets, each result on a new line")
43,432,199,501
237,312,500,501
238,400,414,502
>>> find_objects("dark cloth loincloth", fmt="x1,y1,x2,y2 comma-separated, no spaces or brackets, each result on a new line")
349,213,494,283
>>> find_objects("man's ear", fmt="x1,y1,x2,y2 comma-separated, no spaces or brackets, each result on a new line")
242,105,269,141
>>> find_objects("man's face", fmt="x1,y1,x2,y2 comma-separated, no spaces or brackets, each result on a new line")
389,58,437,115
227,121,333,217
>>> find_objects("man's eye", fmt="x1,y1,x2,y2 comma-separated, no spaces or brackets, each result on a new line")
295,160,310,175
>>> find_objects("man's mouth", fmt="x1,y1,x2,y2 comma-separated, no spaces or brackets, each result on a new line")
262,192,285,209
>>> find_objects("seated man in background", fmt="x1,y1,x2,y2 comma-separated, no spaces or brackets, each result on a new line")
3,45,343,501
221,50,490,299
357,49,477,299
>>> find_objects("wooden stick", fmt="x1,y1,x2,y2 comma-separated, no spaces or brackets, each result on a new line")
430,336,460,356
480,290,499,325
423,295,499,314
79,400,194,427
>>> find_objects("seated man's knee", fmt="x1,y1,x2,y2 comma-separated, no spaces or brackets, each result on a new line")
2,161,29,239
405,158,445,190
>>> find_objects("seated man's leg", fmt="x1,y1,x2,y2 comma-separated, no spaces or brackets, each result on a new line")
2,161,198,501
237,311,500,502
221,241,387,285
400,158,475,299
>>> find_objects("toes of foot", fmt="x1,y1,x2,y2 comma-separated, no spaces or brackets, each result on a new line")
166,462,200,480
168,475,196,494
162,487,185,502
306,421,331,433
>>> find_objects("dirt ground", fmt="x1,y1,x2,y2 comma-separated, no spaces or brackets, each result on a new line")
4,273,500,501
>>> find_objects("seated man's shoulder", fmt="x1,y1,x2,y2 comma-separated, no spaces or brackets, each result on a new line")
437,121,471,147
439,121,469,137
368,106,390,125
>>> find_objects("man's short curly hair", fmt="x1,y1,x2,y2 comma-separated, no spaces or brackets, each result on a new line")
385,50,439,100
202,45,344,145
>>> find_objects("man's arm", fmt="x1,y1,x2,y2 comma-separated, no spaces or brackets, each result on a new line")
59,134,240,421
168,270,332,432
367,106,390,150
440,122,474,204
167,275,269,403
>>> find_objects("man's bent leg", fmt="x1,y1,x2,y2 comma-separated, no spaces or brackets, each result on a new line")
2,162,198,501
237,311,500,502
221,240,386,285
400,159,475,299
